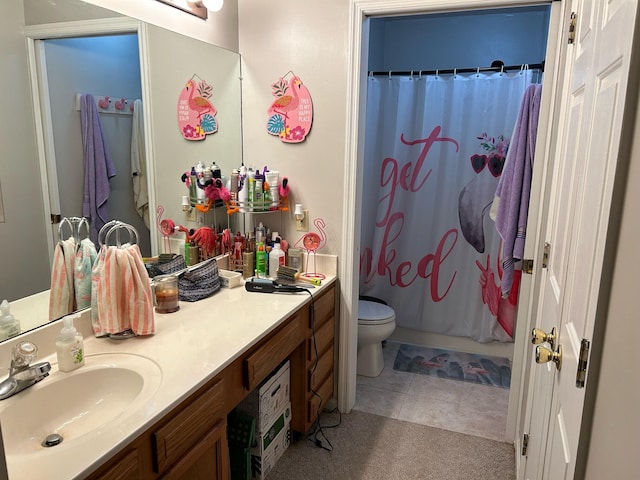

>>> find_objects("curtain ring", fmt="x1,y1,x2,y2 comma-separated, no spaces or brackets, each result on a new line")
410,70,414,79
453,68,457,77
500,65,504,75
388,70,392,79
476,66,480,77
435,69,439,77
419,70,422,79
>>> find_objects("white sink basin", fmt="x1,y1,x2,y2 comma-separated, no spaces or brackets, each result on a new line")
0,353,162,457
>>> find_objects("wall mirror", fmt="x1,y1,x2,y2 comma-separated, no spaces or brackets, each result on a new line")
4,0,242,340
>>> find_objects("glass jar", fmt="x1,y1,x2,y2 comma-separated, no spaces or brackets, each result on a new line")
153,275,180,313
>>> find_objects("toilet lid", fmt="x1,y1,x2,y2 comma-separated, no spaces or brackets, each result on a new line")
358,300,395,324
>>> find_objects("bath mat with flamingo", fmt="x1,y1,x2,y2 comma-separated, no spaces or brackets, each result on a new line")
393,344,511,388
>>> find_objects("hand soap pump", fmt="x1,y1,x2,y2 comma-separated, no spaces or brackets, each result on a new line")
0,300,20,341
56,313,84,372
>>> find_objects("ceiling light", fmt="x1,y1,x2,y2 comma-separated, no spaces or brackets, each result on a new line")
201,0,223,12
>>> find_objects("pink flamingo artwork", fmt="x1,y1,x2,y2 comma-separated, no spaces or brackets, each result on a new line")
114,97,126,111
294,217,327,279
268,77,301,119
186,80,217,119
177,77,219,140
98,96,110,109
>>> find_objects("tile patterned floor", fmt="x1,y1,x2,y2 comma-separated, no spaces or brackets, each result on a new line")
354,341,510,442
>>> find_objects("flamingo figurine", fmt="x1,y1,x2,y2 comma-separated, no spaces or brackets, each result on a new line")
98,96,110,109
186,80,217,119
114,97,126,111
268,77,301,119
294,217,327,279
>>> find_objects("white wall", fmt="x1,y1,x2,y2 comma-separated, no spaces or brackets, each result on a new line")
0,2,51,302
83,0,239,52
238,0,349,255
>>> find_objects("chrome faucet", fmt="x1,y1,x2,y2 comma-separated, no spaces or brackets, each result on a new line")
0,341,51,400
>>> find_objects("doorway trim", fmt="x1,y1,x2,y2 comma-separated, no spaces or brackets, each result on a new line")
339,0,559,452
24,17,157,264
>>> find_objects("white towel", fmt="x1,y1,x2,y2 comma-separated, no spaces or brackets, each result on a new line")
49,238,76,321
131,99,149,228
95,244,155,336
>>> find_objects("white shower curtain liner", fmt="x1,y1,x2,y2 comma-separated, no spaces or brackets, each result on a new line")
360,70,534,342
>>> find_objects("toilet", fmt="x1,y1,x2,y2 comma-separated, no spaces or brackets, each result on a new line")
357,300,396,377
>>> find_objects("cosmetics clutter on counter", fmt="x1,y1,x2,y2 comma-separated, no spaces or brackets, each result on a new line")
179,163,299,278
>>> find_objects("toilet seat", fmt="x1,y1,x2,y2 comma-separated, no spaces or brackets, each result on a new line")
358,300,395,325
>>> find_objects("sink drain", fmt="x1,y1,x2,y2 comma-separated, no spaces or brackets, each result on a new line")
42,433,63,447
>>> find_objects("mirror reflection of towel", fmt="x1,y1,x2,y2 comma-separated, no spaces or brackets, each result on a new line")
74,238,98,310
80,94,116,245
49,238,76,321
131,99,149,228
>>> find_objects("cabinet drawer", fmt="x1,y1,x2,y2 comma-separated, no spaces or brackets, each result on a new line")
307,373,334,425
243,312,305,391
307,315,334,364
153,378,225,474
309,344,334,392
312,285,335,330
88,447,139,480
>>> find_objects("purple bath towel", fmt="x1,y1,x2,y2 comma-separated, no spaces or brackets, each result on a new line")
80,94,116,245
494,83,543,296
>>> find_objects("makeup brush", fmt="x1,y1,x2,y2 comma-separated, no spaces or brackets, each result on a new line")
276,265,322,286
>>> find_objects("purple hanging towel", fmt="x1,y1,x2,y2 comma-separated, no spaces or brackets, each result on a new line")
80,94,116,245
493,83,543,296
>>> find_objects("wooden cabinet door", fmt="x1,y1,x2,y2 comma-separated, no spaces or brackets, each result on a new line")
159,421,229,480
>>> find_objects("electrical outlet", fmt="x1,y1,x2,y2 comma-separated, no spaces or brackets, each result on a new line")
296,209,309,232
186,208,196,222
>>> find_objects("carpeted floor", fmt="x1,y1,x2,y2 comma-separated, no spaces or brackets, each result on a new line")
266,409,515,480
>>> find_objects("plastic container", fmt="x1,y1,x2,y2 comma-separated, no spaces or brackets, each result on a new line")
255,243,267,278
56,313,84,372
269,238,285,278
0,300,20,341
219,269,242,288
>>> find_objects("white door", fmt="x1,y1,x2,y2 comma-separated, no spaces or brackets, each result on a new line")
523,1,637,479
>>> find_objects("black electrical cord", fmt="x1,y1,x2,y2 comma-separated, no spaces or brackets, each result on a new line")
300,289,341,452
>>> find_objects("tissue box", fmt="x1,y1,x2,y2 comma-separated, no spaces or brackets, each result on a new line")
219,269,242,288
238,361,290,433
250,404,291,480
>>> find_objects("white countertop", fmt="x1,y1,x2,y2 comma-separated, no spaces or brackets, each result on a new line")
1,274,336,480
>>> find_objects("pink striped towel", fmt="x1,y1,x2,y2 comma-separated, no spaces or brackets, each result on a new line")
49,238,76,321
94,244,155,336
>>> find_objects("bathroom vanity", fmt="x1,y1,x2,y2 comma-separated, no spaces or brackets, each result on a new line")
0,276,336,480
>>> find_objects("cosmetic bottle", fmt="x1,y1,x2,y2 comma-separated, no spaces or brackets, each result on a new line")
247,168,256,211
265,170,280,209
230,169,239,206
189,167,198,204
238,166,248,212
254,171,264,211
269,238,285,278
195,161,206,203
255,242,267,278
56,313,84,372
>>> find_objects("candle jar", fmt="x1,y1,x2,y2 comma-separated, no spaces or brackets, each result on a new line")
153,275,180,313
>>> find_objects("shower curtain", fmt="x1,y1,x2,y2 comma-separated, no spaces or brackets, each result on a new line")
360,70,535,342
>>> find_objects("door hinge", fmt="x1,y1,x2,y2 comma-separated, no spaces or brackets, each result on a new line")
568,12,577,44
576,338,590,388
523,242,550,275
522,433,530,456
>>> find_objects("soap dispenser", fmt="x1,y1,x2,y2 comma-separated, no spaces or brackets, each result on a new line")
0,300,20,341
56,313,84,372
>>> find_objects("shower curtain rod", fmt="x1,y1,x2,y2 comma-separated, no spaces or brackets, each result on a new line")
368,61,544,77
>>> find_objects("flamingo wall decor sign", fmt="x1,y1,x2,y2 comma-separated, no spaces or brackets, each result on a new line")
266,72,313,143
177,75,218,141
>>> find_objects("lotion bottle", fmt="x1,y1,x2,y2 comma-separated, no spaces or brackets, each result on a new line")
56,313,84,372
269,238,285,278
